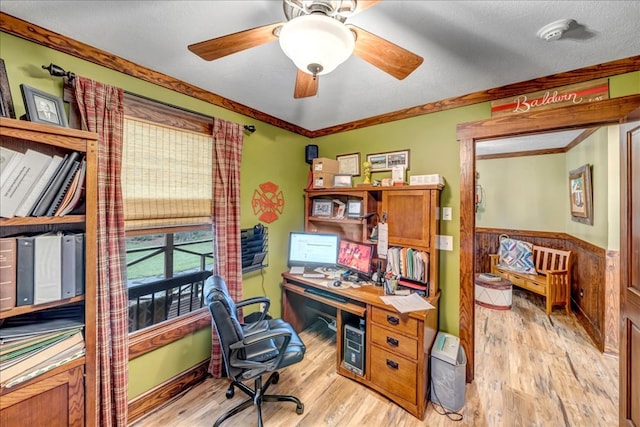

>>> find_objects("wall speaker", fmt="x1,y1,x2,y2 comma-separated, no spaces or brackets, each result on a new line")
305,144,318,164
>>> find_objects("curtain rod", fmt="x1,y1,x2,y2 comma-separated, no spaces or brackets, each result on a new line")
44,62,256,133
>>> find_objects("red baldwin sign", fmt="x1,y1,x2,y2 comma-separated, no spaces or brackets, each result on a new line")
491,78,609,117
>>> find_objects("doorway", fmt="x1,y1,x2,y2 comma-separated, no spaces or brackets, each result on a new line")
456,94,640,383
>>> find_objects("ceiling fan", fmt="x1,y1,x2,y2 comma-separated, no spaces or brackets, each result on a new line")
188,0,423,99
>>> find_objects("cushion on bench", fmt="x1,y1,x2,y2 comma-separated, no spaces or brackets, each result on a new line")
497,237,536,274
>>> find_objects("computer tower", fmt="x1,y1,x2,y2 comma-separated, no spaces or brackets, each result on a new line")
343,324,365,376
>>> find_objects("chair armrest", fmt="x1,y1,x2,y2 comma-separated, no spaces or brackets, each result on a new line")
489,254,499,268
236,296,270,327
230,327,292,373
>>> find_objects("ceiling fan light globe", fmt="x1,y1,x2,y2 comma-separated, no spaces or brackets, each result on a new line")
279,14,355,75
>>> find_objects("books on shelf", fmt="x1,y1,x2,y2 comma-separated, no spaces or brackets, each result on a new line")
478,273,502,282
0,149,53,218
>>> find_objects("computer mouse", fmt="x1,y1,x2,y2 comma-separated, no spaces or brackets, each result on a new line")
332,280,342,287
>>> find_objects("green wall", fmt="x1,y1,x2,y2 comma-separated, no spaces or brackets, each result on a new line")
476,154,566,231
3,31,638,400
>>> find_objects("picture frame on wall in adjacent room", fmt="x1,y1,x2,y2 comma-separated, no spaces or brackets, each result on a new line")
312,199,332,217
367,149,410,172
0,59,16,119
20,84,68,127
568,163,593,225
336,152,360,176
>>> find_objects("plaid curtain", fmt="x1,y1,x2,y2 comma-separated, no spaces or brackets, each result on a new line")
75,77,128,427
209,117,244,377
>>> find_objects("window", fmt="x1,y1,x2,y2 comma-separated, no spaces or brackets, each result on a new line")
126,228,213,332
121,94,216,355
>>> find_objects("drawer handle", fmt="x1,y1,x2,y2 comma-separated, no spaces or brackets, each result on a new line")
386,315,399,325
386,336,399,347
386,359,399,369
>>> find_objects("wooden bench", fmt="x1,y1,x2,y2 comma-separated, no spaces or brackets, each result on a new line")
489,245,572,314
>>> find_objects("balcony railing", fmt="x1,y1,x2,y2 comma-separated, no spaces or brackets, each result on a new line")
127,270,213,332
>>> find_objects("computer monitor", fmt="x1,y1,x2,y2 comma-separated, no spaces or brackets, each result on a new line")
287,232,339,268
337,239,374,278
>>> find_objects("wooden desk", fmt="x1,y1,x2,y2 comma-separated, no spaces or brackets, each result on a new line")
281,272,439,420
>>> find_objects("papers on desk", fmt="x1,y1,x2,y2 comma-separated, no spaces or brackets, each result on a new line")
289,266,304,275
380,293,435,313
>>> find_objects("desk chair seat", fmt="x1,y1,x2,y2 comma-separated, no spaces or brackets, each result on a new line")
205,276,305,427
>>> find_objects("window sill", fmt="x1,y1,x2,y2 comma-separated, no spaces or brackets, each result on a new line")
128,308,210,360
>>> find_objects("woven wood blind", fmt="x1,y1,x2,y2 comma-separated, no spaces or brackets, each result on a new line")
122,116,212,230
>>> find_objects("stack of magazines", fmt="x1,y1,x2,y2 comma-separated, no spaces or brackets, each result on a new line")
0,317,85,388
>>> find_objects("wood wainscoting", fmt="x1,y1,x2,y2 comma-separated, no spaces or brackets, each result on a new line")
475,228,618,355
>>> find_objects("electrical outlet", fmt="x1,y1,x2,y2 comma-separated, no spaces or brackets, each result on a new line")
442,207,452,221
436,235,454,251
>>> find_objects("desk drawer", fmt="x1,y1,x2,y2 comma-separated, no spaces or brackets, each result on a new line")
370,326,418,360
370,347,417,404
370,307,418,337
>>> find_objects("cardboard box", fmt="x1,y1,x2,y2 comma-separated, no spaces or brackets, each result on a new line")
313,172,335,189
410,174,445,186
312,157,339,174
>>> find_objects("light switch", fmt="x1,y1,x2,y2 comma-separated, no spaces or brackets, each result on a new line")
436,235,454,251
442,207,452,221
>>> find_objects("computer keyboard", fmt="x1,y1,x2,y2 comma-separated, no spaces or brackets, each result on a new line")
302,273,325,278
304,287,348,303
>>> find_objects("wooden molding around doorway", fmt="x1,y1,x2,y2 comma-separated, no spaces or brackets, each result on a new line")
457,94,640,383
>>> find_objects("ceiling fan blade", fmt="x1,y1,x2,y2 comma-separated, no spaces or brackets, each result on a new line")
352,0,382,14
188,22,283,61
294,70,318,99
348,25,424,80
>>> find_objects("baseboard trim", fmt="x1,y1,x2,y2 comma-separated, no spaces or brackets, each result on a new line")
128,360,210,424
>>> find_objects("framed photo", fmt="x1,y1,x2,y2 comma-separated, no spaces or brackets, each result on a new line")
0,59,16,119
568,163,593,225
333,174,353,188
312,199,332,217
347,200,363,218
366,149,410,172
336,152,360,176
20,84,68,127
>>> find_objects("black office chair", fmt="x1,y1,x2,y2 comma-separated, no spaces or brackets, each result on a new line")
204,275,305,427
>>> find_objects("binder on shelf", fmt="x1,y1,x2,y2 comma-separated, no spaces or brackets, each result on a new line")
0,149,52,218
55,158,86,217
0,237,17,311
14,155,64,217
30,151,80,217
34,233,62,304
0,147,22,184
45,158,81,217
15,156,62,218
61,232,84,299
16,236,35,306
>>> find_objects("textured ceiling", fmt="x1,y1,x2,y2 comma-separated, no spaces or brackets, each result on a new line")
1,0,638,136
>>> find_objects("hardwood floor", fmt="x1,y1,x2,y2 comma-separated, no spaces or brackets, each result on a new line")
131,289,618,426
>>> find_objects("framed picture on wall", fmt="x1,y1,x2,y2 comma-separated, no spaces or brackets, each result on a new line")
336,152,360,176
366,149,410,172
0,59,15,119
568,163,593,225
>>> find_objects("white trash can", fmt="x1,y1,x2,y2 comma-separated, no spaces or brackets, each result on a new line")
430,332,466,412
